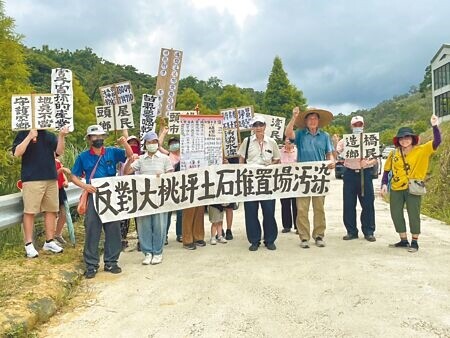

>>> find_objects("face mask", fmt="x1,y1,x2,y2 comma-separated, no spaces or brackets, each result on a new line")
146,144,158,153
131,145,140,154
352,127,363,134
92,139,104,148
169,143,180,152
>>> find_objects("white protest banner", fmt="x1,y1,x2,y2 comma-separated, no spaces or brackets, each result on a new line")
115,81,135,104
167,110,197,135
180,115,223,170
155,48,183,116
99,84,117,106
220,108,238,129
254,113,286,142
342,132,380,159
139,94,160,137
11,95,32,130
95,105,114,132
236,106,254,130
223,128,240,158
92,162,332,222
33,94,56,129
51,68,74,131
115,103,134,130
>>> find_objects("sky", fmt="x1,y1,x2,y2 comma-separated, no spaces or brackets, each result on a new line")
4,0,450,115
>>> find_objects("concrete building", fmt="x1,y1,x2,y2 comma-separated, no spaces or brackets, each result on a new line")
431,43,450,122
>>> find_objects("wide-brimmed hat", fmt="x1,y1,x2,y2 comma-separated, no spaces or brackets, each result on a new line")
295,108,333,128
393,127,418,147
85,125,107,137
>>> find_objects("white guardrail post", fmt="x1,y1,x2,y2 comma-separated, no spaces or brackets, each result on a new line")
0,184,82,231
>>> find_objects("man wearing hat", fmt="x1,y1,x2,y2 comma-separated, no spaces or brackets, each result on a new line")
336,116,377,242
71,125,133,278
285,107,335,249
125,131,173,265
238,115,281,251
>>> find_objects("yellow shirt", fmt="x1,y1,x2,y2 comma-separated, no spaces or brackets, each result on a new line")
384,141,435,191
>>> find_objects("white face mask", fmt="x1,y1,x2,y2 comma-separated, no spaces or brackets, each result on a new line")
352,127,363,134
146,144,158,153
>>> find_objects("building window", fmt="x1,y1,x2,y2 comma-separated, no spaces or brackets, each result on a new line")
435,92,450,117
434,62,450,90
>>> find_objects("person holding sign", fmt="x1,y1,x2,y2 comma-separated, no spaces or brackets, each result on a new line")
336,116,377,242
380,115,441,253
285,107,335,249
125,131,173,265
238,116,281,251
12,127,69,258
71,125,133,278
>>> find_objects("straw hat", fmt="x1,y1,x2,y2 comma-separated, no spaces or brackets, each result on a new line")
294,108,333,128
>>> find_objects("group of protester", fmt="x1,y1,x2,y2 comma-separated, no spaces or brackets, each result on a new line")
12,107,441,279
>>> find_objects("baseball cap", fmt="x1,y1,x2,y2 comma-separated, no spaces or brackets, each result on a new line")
86,125,107,137
350,116,364,125
143,131,158,142
250,115,266,126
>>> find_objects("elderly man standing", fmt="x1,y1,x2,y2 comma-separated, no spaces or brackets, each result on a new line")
71,125,133,278
238,116,281,251
285,107,335,249
336,116,377,242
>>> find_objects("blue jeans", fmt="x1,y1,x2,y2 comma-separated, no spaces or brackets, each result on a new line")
343,168,375,236
136,212,168,255
244,200,278,245
166,209,182,237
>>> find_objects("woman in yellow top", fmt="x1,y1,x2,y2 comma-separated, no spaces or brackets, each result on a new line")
381,114,441,252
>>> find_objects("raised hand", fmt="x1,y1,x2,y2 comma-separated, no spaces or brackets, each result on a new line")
430,114,439,127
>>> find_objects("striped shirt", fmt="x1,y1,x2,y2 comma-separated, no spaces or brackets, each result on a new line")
130,151,173,175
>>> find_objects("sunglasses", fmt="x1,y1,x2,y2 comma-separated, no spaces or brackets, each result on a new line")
253,122,265,127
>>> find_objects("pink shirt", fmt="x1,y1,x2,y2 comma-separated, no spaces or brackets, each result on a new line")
169,152,180,168
336,139,372,170
280,146,297,164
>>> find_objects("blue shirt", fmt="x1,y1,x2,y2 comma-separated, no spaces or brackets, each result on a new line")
295,128,333,162
72,147,126,183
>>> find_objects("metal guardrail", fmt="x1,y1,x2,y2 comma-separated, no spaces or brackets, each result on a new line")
0,184,83,231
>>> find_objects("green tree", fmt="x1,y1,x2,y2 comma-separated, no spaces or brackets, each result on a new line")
217,85,253,109
176,88,202,111
0,1,32,191
263,56,307,118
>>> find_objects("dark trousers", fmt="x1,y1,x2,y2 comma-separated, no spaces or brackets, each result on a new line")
343,168,376,236
166,209,182,237
280,197,297,229
244,200,278,245
84,194,121,270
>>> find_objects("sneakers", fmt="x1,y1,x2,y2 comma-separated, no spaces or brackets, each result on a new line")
210,237,217,245
142,253,153,265
265,243,276,250
84,268,97,279
249,243,260,251
300,240,310,249
165,236,168,246
195,240,206,247
104,264,122,274
281,228,291,233
55,235,67,245
315,237,326,247
389,240,410,248
151,254,163,265
176,236,183,243
343,234,358,240
25,243,39,258
217,236,227,244
43,240,64,253
408,241,419,253
183,243,196,250
225,229,233,240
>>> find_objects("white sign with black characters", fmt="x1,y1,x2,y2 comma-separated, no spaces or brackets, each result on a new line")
254,113,286,142
222,128,240,158
92,162,333,222
139,94,160,138
220,108,238,129
95,105,115,132
11,95,32,130
114,103,134,130
51,68,74,131
236,106,254,130
342,132,381,159
167,110,198,135
33,94,56,129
